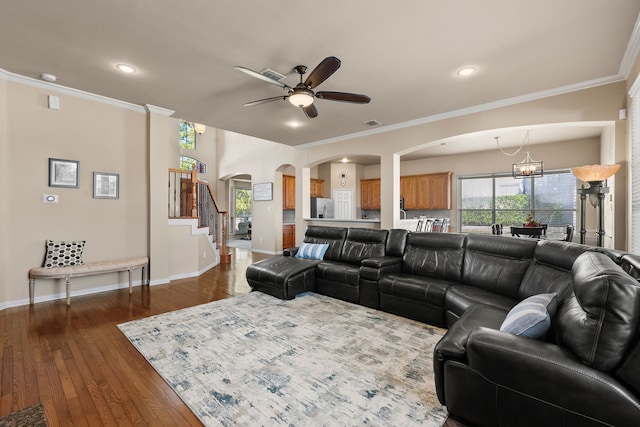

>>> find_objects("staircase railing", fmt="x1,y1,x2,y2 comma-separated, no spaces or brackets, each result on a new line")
168,166,231,263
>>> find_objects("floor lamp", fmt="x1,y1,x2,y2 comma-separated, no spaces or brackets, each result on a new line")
570,164,621,247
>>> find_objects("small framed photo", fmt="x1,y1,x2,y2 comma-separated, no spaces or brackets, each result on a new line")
93,172,119,199
49,158,79,188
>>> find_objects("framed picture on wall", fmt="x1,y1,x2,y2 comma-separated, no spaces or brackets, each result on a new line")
48,158,79,188
253,182,273,201
93,172,119,199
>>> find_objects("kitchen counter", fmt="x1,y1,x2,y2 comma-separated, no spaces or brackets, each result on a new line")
303,218,381,223
304,218,381,229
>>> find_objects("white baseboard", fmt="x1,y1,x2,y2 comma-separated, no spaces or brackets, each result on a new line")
1,280,150,310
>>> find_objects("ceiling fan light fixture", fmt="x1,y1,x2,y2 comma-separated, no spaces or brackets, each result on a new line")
288,91,314,107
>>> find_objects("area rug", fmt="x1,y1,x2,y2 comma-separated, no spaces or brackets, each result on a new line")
118,291,448,426
0,403,47,426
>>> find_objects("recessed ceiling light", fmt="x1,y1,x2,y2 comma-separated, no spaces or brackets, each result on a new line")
116,64,136,73
342,157,348,163
287,121,302,128
457,67,477,77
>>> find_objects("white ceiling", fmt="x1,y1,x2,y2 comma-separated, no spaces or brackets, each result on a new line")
1,1,639,154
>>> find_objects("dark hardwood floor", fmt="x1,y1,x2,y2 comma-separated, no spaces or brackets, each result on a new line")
1,248,466,426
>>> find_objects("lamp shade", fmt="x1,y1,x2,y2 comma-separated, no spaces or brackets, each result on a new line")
571,164,621,182
194,123,206,134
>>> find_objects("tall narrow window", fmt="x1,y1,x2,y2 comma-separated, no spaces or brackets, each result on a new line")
630,76,640,253
179,120,196,150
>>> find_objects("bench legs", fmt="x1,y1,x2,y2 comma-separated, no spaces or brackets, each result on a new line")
29,263,149,306
29,278,35,305
65,274,71,306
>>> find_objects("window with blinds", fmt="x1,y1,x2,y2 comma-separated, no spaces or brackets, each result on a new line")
630,77,640,253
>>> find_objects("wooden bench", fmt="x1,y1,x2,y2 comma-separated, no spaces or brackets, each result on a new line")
29,256,149,306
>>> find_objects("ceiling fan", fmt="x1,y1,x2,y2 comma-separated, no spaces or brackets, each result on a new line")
234,56,371,118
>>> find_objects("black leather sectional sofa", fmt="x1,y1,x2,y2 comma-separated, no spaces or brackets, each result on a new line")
245,225,640,427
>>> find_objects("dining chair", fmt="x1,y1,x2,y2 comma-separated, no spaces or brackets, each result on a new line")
491,223,503,235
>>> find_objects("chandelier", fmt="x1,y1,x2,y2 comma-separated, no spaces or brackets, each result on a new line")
495,130,543,179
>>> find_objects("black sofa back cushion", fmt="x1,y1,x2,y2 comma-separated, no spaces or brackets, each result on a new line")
402,233,466,282
556,251,640,372
303,225,348,261
519,240,590,301
386,229,409,257
462,234,537,300
340,228,388,265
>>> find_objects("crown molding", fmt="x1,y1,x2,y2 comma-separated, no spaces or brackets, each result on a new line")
144,104,175,116
298,74,626,149
0,67,148,113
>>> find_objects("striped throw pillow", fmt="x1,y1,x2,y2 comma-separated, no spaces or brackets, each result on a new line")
295,242,329,260
500,293,558,339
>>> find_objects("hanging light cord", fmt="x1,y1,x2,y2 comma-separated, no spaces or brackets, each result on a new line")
495,130,530,157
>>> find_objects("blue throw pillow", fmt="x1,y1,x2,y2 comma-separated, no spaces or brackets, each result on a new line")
500,293,558,339
295,242,329,260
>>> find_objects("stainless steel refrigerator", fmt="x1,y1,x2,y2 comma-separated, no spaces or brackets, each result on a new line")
310,197,334,218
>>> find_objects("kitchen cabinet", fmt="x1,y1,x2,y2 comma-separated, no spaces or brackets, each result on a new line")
400,172,452,210
360,178,381,210
283,175,295,209
283,224,296,249
400,176,418,209
428,172,452,209
310,178,325,198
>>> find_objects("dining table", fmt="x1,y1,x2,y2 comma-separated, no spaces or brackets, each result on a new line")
510,225,547,238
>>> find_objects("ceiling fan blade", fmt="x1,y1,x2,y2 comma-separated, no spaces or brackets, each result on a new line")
243,96,288,107
315,91,371,104
302,104,318,118
304,56,341,89
234,66,290,89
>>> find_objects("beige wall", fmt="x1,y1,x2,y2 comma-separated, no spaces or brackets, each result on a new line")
3,81,148,305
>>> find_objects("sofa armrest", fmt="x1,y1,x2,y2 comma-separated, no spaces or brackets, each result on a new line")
361,256,403,268
433,304,506,403
283,247,299,257
359,256,403,282
464,327,640,424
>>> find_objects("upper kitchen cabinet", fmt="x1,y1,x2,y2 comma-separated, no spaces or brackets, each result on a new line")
310,178,325,198
360,178,381,210
283,174,295,209
400,172,452,210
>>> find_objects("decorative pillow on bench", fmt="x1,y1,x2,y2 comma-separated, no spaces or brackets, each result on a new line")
500,293,558,339
44,240,86,268
295,242,329,260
